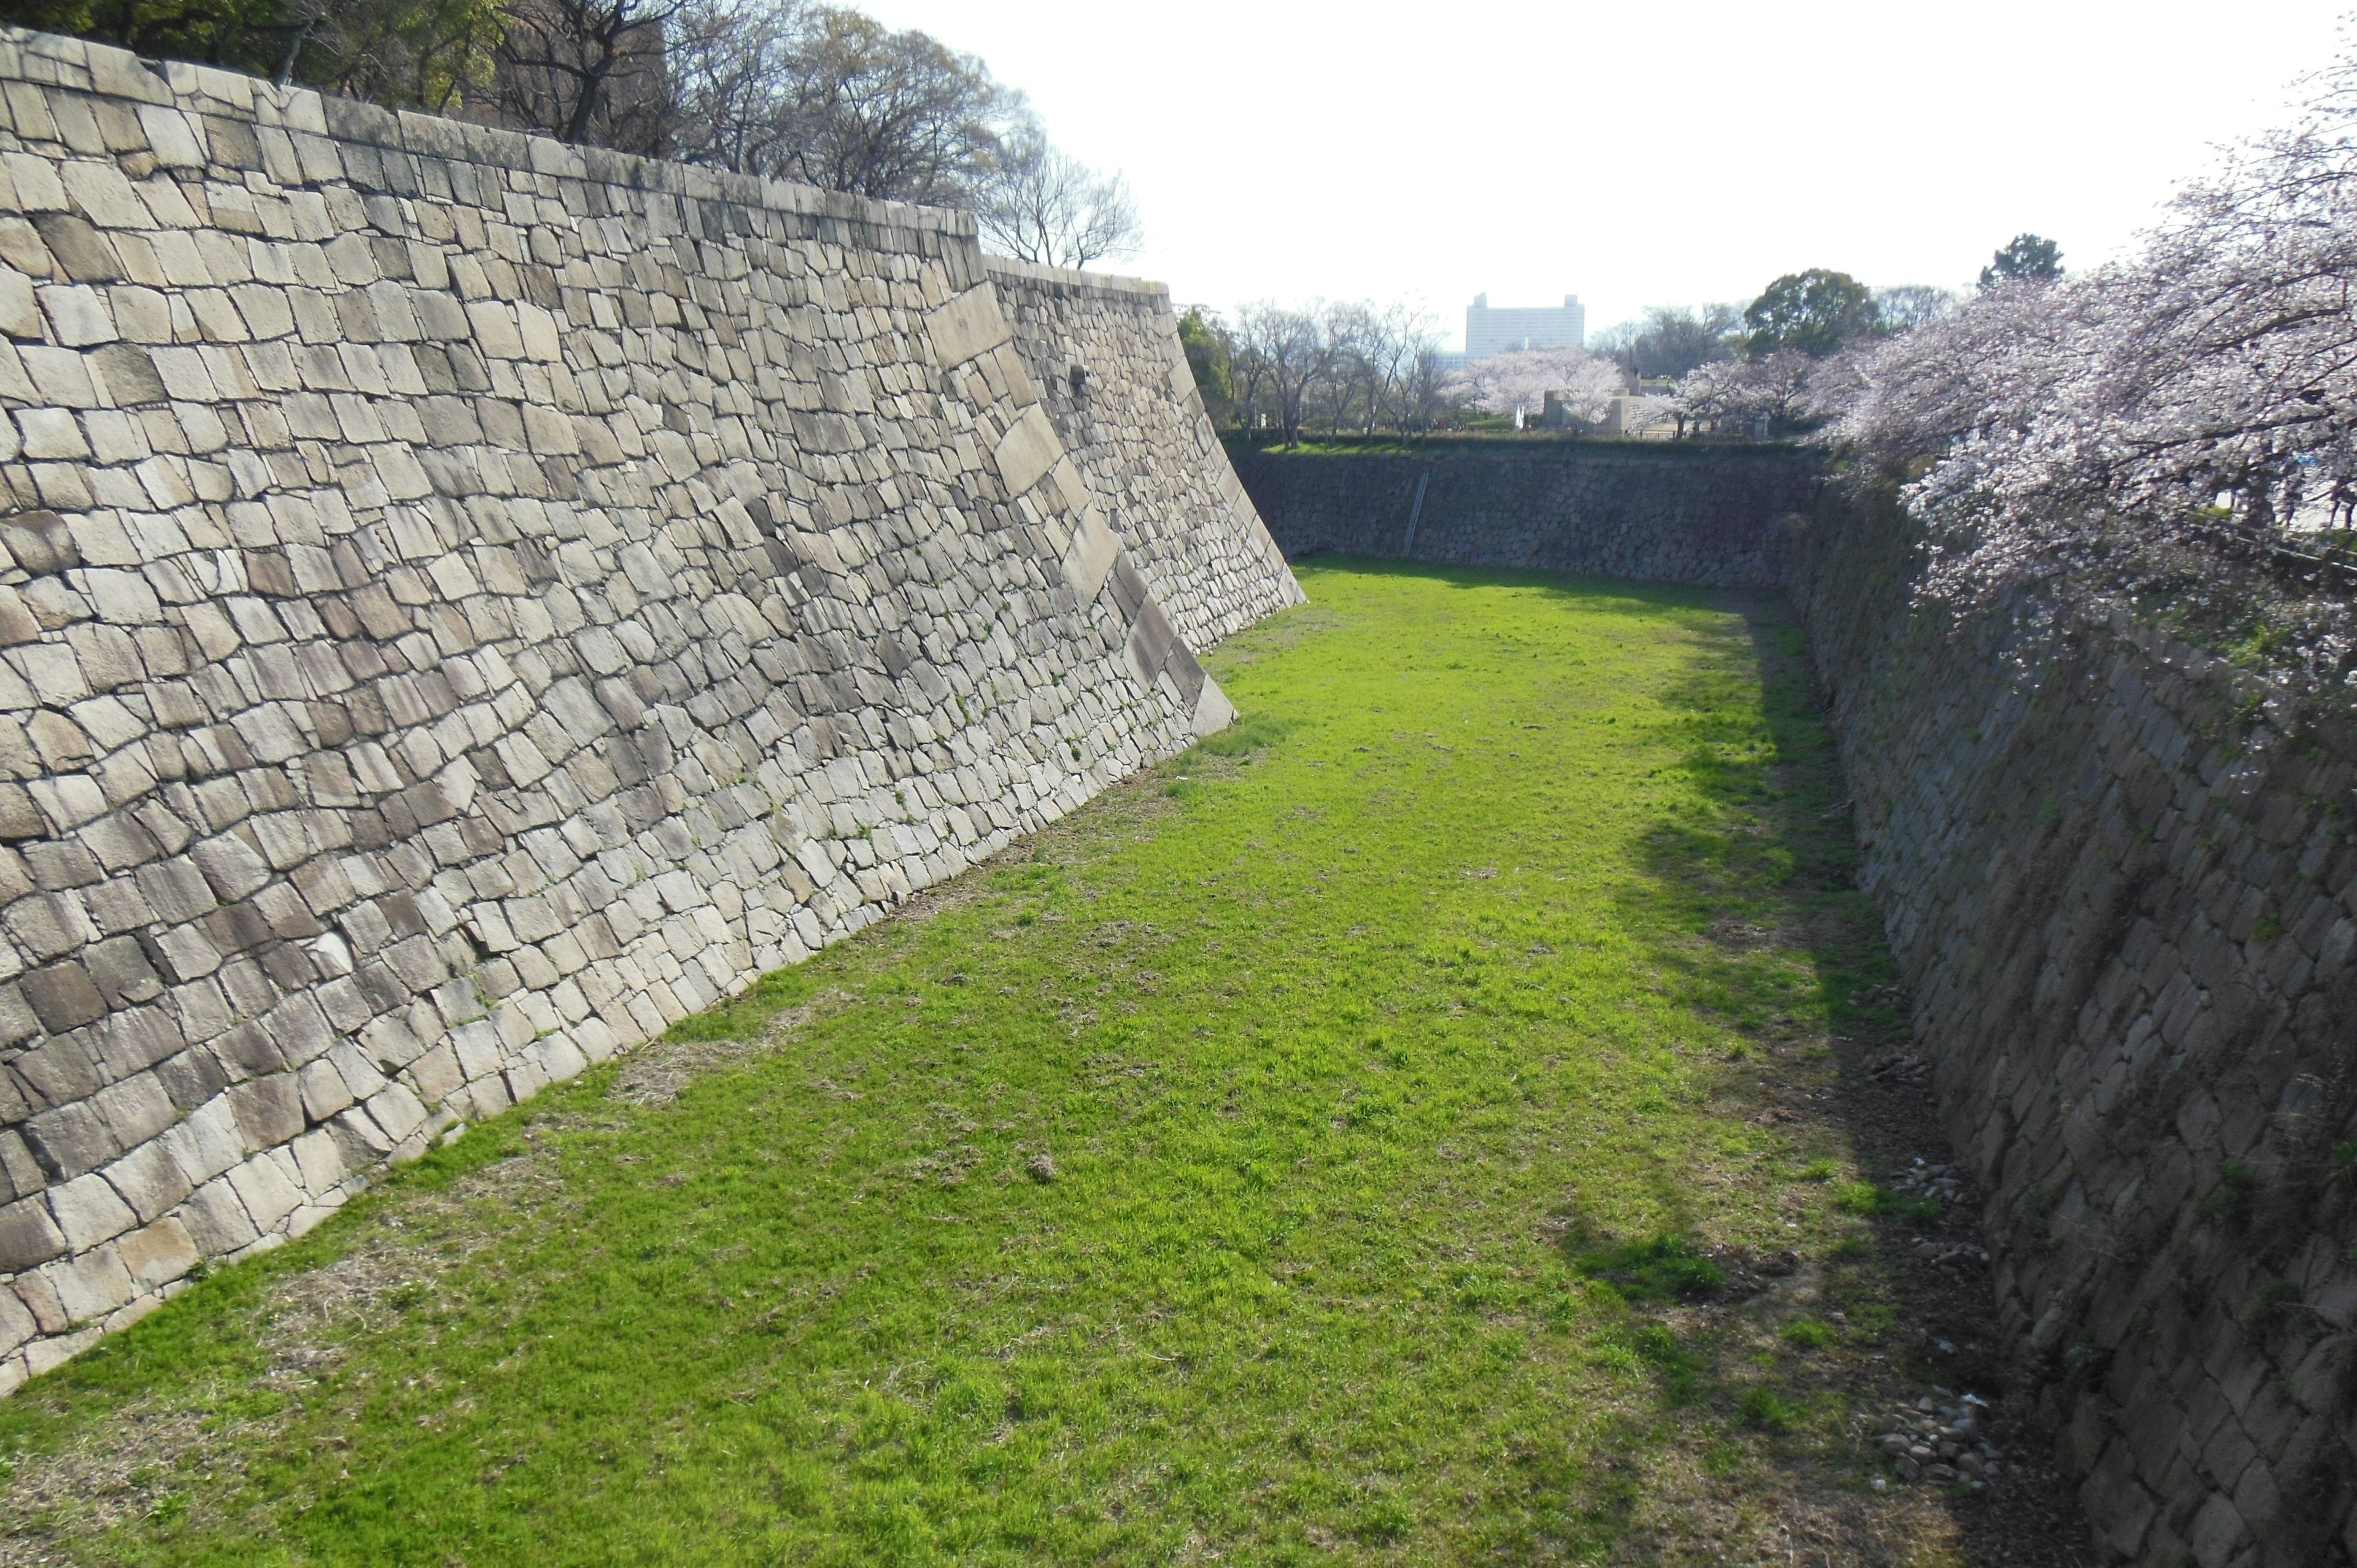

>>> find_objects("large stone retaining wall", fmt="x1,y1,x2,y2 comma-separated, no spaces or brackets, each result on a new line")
1232,444,1817,588
1798,494,2357,1568
0,27,1296,1386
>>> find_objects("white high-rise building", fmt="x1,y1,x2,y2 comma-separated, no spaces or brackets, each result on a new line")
1465,293,1585,361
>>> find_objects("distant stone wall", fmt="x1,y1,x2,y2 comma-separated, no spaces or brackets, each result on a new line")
0,27,1295,1386
986,259,1302,647
1799,493,2357,1568
1232,445,1816,589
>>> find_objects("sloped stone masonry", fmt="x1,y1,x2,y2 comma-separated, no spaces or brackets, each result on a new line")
987,257,1303,647
0,27,1296,1385
1234,444,1816,589
1798,493,2357,1568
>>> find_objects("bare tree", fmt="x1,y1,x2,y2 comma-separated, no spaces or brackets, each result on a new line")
1401,339,1458,431
1237,303,1330,448
492,0,679,150
666,2,1005,200
265,0,506,111
1314,302,1375,438
1355,304,1428,435
767,7,1005,201
1210,300,1447,435
973,117,1141,269
665,0,811,174
1229,323,1275,436
1872,284,1959,333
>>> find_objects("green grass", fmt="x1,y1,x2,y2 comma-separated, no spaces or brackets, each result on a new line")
1568,1234,1728,1302
1781,1318,1837,1351
0,560,1965,1565
1832,1182,1943,1224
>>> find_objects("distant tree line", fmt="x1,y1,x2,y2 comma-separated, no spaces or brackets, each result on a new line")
1180,302,1456,447
1177,248,2053,447
1182,302,1646,446
12,0,1140,267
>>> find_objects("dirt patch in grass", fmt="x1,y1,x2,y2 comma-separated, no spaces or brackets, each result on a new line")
0,1145,570,1564
609,992,842,1104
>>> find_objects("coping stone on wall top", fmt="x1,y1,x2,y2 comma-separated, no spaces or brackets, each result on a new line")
0,27,979,244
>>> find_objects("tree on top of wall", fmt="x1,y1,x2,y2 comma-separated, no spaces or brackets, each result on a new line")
1178,309,1235,423
970,116,1141,269
1817,52,2357,689
17,0,506,110
29,0,1140,258
1979,233,2064,292
1744,269,1878,360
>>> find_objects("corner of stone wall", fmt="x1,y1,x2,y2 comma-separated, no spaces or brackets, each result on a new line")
981,256,1303,645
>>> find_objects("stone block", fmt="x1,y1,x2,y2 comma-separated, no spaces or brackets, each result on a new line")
45,1245,134,1324
288,1127,345,1195
28,213,120,282
90,1072,172,1148
926,284,1010,370
0,1288,36,1358
22,1101,117,1182
173,1174,256,1254
100,1138,191,1224
0,1194,65,1270
993,404,1062,501
227,1074,302,1148
113,1215,195,1289
2189,1493,2247,1568
45,1170,134,1250
224,1153,301,1235
1060,508,1120,604
18,960,103,1032
157,1095,245,1188
1190,676,1237,740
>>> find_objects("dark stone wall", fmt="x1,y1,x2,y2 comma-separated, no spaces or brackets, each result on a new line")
1797,492,2357,1568
1231,445,1818,588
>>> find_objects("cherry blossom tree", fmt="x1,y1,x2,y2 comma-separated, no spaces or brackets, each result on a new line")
1674,349,1822,436
1450,349,1622,428
1815,47,2357,684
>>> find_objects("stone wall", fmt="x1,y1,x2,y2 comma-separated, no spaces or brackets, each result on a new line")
1798,493,2357,1568
1233,444,1816,589
0,27,1296,1386
986,259,1302,647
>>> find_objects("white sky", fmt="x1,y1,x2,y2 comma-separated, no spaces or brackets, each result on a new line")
859,0,2347,346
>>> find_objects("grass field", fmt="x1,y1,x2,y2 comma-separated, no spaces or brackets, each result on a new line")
0,560,1988,1565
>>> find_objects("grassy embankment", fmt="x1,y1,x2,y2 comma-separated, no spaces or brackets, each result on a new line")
0,560,1966,1564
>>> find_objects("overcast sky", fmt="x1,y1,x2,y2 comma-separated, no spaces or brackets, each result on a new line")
861,0,2346,346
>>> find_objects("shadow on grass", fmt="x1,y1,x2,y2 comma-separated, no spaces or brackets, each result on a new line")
1298,554,2082,1567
